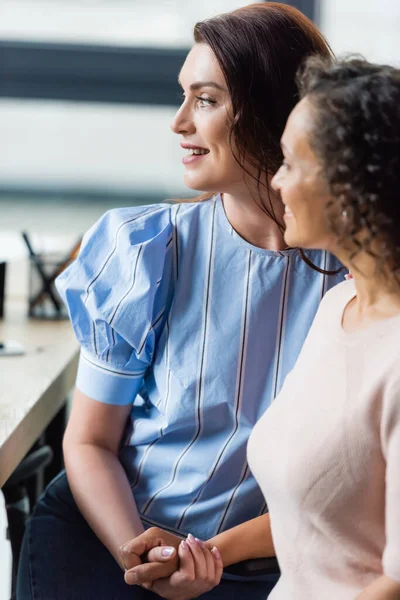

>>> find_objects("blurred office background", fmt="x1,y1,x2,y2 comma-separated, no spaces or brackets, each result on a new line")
0,0,399,597
0,0,399,245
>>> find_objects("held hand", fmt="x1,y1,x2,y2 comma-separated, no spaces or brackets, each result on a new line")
146,535,223,600
120,527,182,586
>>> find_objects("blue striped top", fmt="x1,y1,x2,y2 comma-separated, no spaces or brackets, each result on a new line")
56,195,344,541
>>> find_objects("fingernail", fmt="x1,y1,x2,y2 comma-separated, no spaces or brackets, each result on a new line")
211,546,221,560
162,547,175,557
195,537,205,548
187,533,196,543
181,540,189,550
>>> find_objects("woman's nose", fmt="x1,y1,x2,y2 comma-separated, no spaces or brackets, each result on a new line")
170,104,195,135
271,168,281,191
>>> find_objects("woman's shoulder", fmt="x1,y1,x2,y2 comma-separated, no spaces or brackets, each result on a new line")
313,280,356,324
171,196,218,217
101,196,217,232
322,278,355,303
76,202,178,263
56,202,178,301
97,202,173,236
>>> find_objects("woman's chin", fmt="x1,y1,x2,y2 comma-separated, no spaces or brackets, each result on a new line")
283,226,301,248
183,174,206,191
183,170,221,193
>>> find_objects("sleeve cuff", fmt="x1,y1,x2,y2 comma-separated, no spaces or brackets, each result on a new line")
76,351,146,405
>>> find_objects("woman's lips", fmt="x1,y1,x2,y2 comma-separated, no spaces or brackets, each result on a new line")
283,206,293,219
182,153,209,165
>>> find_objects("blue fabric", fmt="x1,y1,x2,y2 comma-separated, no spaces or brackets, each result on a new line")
56,196,344,542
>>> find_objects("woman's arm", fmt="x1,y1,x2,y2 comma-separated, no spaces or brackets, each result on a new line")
356,575,400,599
63,387,145,569
205,513,275,567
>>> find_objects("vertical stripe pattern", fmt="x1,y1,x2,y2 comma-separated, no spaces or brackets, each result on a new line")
176,249,253,529
217,464,250,533
131,206,181,496
271,255,291,402
141,202,215,515
59,196,346,541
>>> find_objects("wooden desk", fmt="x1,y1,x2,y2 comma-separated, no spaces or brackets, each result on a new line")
0,260,79,487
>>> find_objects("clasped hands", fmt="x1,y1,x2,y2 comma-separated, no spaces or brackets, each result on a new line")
119,527,223,599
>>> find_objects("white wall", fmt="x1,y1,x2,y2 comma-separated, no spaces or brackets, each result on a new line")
1,99,184,197
3,0,398,197
0,0,254,196
320,0,400,65
0,0,254,47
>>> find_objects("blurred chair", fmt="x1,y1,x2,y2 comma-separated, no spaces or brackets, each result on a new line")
225,556,280,578
224,556,281,580
2,444,53,600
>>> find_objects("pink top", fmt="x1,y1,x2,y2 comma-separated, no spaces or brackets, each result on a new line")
248,280,400,599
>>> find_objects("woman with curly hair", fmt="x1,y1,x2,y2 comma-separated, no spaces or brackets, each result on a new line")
248,58,400,598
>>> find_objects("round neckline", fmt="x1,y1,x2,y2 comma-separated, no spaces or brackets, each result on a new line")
337,279,400,343
215,194,297,257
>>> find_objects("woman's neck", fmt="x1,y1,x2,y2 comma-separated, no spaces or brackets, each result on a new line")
338,250,400,328
351,277,400,320
222,191,287,251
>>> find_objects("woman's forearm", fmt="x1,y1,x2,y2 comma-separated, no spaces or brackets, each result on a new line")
63,442,145,569
356,575,400,599
205,513,275,567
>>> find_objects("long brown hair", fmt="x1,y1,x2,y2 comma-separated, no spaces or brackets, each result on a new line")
187,3,339,274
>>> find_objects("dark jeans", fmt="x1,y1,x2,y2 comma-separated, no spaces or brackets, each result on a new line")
17,471,275,600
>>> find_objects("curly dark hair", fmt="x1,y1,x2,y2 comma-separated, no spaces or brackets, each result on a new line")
297,57,400,280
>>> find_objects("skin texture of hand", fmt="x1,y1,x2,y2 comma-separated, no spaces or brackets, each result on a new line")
132,535,223,600
120,527,183,586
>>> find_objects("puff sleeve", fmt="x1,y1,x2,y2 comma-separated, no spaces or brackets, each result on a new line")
56,204,174,405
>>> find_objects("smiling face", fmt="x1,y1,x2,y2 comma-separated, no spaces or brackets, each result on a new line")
171,43,246,193
271,97,337,251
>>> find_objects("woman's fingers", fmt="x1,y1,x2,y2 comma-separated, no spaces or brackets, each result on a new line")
146,546,177,563
120,549,141,573
169,536,223,593
211,546,223,584
197,539,216,582
120,537,147,568
188,538,223,587
124,548,177,586
120,527,180,572
120,527,182,586
169,540,195,588
186,534,207,580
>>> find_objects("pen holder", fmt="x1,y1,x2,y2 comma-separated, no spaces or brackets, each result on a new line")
0,261,6,319
28,252,70,320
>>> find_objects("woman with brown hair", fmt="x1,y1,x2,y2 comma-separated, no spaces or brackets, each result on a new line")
18,4,343,599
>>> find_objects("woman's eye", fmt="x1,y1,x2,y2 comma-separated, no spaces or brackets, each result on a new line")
282,159,290,170
196,96,216,108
